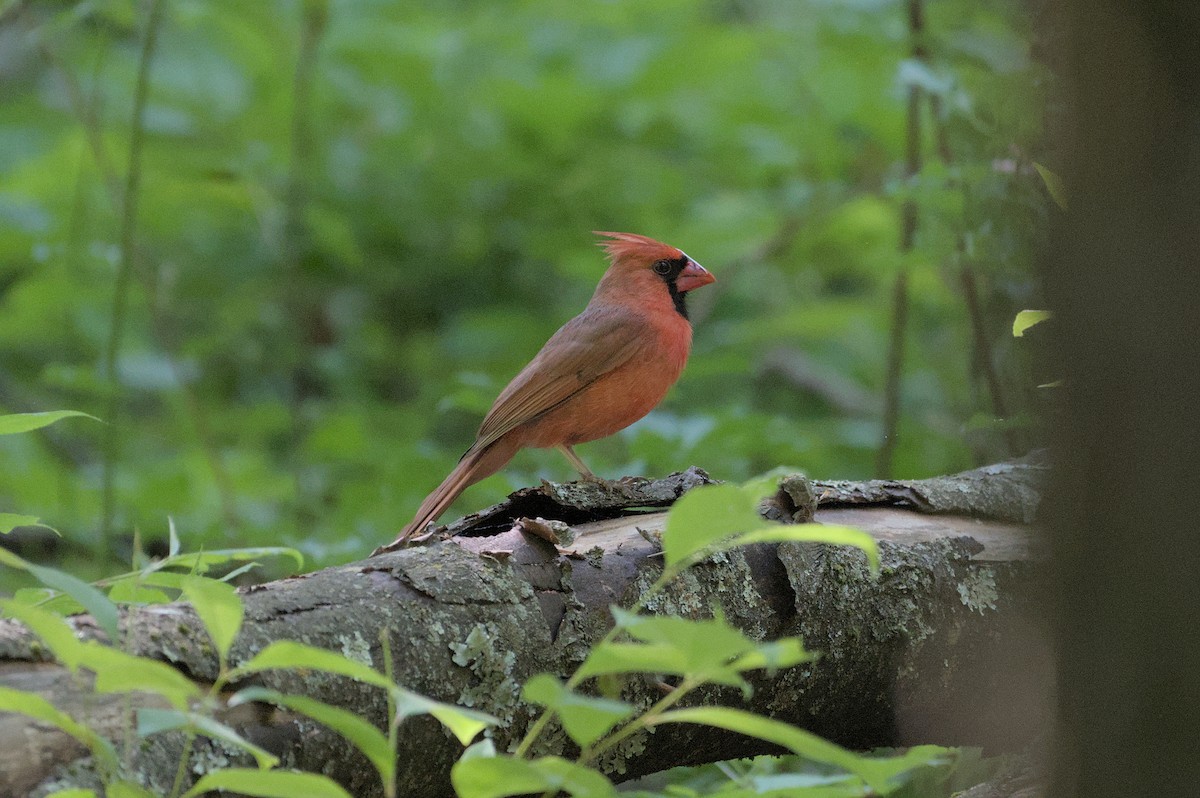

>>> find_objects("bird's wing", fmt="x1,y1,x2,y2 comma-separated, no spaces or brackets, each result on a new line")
472,307,648,452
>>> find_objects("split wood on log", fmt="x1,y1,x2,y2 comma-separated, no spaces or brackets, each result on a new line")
0,458,1052,798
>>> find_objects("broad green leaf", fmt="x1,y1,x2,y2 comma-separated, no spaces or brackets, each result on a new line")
231,687,393,786
1033,163,1068,209
651,707,947,792
181,575,244,663
10,588,88,617
107,783,156,798
230,641,494,744
160,547,304,574
393,686,497,745
137,708,280,769
25,563,120,640
231,640,392,690
577,610,807,690
452,755,617,798
727,637,815,674
11,587,57,605
182,769,352,798
107,580,173,605
574,642,689,681
0,686,117,770
728,524,880,575
662,484,763,567
0,410,99,435
86,645,203,709
0,548,120,641
523,674,635,748
45,790,97,798
460,738,497,761
1013,310,1052,337
0,599,85,670
0,513,56,535
0,548,25,570
136,707,192,736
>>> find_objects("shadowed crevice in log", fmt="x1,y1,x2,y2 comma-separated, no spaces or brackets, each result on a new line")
443,466,720,537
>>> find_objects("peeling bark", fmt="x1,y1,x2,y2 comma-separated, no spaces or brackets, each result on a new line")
0,459,1050,798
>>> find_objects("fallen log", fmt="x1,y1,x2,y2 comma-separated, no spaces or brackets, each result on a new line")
0,459,1051,798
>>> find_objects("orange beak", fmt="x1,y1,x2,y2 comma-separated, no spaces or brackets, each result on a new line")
675,259,715,293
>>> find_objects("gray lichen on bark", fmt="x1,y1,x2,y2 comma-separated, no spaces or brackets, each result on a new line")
1,459,1048,798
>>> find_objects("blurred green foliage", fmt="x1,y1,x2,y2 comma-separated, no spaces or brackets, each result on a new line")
0,0,1052,580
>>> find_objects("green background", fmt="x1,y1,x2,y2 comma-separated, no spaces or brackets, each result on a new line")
0,0,1052,580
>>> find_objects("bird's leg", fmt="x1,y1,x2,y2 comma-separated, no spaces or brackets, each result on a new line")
557,444,603,483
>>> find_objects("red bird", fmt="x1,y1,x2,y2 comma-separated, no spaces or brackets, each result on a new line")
381,232,715,551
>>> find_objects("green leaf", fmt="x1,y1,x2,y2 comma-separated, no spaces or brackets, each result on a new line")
0,686,117,771
137,708,280,769
0,599,86,670
25,563,120,640
662,484,764,567
230,641,495,744
727,637,815,675
728,524,880,575
230,687,393,787
0,548,120,640
452,755,617,798
393,686,496,745
168,516,182,557
136,706,192,736
577,610,811,691
86,645,203,709
182,769,353,798
159,547,304,574
0,410,99,435
231,640,393,690
107,580,173,605
181,575,244,664
45,790,98,798
1013,310,1052,337
1033,162,1068,209
522,674,635,748
0,513,57,535
651,707,947,792
574,641,688,680
106,783,157,798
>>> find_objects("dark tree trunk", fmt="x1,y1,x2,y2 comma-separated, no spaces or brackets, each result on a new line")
1047,3,1200,797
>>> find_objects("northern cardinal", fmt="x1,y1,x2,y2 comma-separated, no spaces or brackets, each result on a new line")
378,232,715,552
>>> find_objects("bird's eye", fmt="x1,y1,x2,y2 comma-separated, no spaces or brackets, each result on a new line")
652,260,672,275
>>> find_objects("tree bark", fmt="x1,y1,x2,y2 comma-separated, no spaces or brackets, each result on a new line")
0,460,1050,798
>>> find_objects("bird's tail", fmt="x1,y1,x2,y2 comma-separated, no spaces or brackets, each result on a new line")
375,438,518,554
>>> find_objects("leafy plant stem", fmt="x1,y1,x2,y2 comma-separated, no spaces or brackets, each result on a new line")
576,675,700,767
99,0,167,559
380,627,398,798
168,729,197,798
512,561,685,758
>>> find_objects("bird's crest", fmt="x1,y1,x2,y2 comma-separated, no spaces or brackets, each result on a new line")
594,231,682,265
